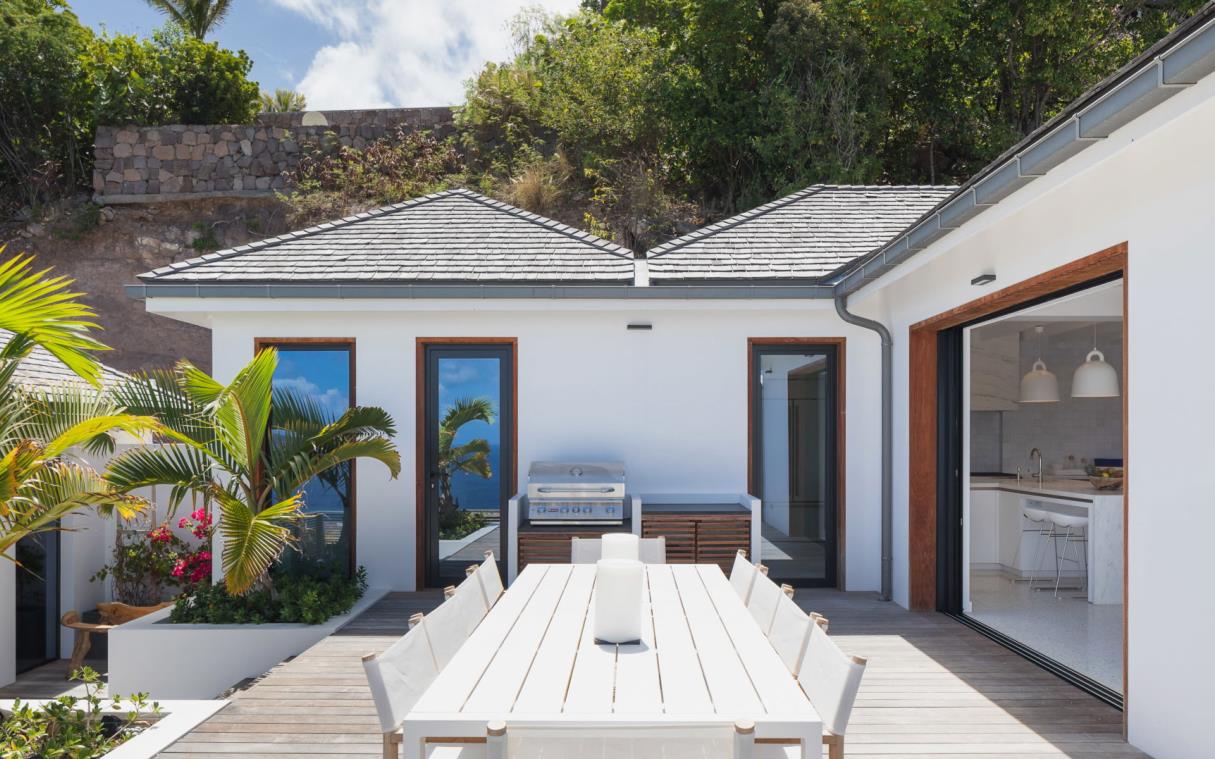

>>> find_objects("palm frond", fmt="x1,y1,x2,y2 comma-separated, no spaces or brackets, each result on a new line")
20,383,124,456
218,491,304,595
105,444,215,512
0,253,108,387
268,438,401,498
41,414,162,460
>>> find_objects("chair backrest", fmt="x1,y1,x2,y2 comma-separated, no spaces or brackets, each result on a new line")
570,537,667,564
570,536,601,564
488,721,755,759
768,592,812,676
796,623,867,737
424,577,488,668
746,571,783,634
477,551,504,607
640,536,666,564
729,550,757,604
362,622,440,733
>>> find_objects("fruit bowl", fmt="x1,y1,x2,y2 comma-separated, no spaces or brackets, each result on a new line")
1089,476,1124,490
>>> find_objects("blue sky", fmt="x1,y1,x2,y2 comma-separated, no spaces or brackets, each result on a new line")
72,0,581,109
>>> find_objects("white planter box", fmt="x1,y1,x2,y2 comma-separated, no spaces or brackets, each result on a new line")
109,588,387,700
0,699,225,759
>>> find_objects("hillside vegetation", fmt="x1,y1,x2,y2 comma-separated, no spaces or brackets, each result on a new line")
3,0,1203,253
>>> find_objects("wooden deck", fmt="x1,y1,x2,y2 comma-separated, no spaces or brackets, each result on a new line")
159,589,1142,758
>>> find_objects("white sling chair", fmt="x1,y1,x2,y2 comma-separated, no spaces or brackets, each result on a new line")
363,614,440,759
426,720,759,759
729,549,758,604
794,623,867,759
476,551,504,608
424,576,488,669
745,570,784,635
569,536,667,564
767,591,813,676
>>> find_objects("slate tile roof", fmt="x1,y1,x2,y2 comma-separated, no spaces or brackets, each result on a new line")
0,330,126,390
138,189,635,284
646,185,957,282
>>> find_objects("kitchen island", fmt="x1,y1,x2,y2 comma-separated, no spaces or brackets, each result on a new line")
970,477,1123,604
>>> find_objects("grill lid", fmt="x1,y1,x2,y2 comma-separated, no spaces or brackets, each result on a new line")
527,461,625,485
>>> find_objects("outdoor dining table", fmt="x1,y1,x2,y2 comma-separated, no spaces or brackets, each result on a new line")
403,563,822,758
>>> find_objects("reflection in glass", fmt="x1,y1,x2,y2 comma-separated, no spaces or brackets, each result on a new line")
436,358,500,530
15,530,59,672
758,353,830,582
271,346,352,574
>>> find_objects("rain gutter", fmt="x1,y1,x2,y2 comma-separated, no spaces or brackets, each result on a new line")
125,283,838,300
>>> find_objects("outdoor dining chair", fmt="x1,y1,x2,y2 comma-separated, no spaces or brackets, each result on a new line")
424,576,489,668
569,536,667,564
363,613,440,759
767,591,813,677
790,622,868,759
425,719,759,759
476,550,505,608
729,549,758,605
745,569,784,635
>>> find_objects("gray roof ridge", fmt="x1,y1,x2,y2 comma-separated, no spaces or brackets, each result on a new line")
138,188,630,281
451,190,634,259
645,184,957,260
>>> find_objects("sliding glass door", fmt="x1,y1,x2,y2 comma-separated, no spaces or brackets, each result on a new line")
750,342,840,587
15,530,59,673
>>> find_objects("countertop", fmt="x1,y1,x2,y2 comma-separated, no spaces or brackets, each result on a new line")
970,476,1123,500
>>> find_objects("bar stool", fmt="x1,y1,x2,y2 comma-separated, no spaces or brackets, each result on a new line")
1020,507,1053,589
1047,513,1089,598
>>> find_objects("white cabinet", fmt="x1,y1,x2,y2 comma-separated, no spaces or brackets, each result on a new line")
971,333,1020,411
969,489,1000,566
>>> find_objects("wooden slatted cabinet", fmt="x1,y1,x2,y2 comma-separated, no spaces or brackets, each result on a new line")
643,512,751,572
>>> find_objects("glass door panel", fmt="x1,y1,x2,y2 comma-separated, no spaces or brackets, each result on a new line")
423,344,513,586
15,530,59,673
752,344,838,586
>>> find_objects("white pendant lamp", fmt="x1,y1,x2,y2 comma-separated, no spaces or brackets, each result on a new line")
1072,324,1120,398
1020,326,1059,403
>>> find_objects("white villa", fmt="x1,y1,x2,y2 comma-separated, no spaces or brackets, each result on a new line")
3,6,1212,759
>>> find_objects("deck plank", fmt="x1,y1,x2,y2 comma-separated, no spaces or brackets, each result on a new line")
156,587,1145,758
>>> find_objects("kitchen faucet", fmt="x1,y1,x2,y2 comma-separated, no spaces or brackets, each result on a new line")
1029,448,1043,485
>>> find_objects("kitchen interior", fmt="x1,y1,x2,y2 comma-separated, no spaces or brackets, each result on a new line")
966,279,1125,698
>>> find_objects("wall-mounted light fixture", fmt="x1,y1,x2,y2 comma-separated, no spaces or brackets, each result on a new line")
971,272,997,286
626,322,652,331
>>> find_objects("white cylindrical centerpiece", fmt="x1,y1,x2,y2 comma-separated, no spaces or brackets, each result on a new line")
601,532,640,561
593,559,644,645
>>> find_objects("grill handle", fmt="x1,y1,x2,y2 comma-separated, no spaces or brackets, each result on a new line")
535,486,616,494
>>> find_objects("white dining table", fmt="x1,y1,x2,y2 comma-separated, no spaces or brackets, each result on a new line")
402,563,822,758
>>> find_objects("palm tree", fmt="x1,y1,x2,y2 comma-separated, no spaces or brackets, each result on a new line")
144,0,233,39
0,253,159,556
435,398,494,529
106,349,401,595
259,89,307,113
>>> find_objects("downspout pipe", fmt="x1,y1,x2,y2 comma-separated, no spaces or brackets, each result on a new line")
834,292,893,602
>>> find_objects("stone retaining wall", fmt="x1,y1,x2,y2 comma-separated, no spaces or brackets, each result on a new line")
93,107,455,202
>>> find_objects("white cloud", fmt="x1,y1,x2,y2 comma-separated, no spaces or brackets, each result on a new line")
274,375,349,419
276,0,582,110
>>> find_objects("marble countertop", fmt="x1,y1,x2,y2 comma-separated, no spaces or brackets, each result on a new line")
970,476,1123,500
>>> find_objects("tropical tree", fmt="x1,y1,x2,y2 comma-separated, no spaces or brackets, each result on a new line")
106,349,401,595
259,88,307,113
0,252,157,557
143,0,233,39
435,398,494,533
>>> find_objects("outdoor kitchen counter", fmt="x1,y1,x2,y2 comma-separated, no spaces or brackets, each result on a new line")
970,476,1123,500
639,502,751,514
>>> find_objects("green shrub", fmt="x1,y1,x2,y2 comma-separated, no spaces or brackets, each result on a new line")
439,508,488,540
0,667,159,758
169,565,368,625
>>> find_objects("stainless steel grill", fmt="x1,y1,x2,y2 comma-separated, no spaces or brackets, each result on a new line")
526,461,626,524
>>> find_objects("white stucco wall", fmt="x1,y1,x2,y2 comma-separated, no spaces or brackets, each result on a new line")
852,64,1215,759
144,300,885,594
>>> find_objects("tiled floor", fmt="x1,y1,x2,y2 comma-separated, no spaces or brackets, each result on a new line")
967,572,1122,692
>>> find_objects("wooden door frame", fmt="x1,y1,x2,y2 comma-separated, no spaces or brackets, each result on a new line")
906,241,1128,704
254,337,358,574
414,338,518,589
746,337,847,588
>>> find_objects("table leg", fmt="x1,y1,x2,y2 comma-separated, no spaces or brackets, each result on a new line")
66,630,91,678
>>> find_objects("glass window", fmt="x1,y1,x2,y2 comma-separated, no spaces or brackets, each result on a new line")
267,344,353,574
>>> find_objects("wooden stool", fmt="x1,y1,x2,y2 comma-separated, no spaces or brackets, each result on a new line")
60,601,173,677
